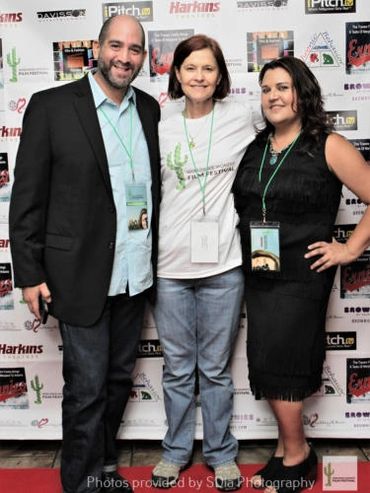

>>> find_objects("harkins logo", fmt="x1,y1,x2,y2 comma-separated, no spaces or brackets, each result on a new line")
0,126,21,138
305,0,356,14
37,9,86,20
0,12,23,23
0,239,10,249
169,2,220,14
0,344,44,354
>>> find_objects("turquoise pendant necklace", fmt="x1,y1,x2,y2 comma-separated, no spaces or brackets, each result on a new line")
269,142,280,166
269,134,297,166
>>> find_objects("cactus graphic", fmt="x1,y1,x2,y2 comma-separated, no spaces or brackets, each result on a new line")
31,375,43,404
7,47,20,82
324,462,335,486
166,143,187,191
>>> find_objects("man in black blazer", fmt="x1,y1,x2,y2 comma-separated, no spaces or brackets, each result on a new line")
9,15,160,493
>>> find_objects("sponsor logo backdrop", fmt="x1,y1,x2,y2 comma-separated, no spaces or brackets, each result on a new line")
0,0,369,439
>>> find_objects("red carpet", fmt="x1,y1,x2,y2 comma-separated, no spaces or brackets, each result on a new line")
1,463,369,492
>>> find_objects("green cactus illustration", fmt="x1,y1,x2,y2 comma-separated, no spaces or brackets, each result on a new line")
7,47,20,82
31,375,43,404
166,143,187,191
324,462,335,486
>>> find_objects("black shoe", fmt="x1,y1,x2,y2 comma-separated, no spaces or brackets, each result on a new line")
269,446,318,493
251,455,283,489
101,471,133,493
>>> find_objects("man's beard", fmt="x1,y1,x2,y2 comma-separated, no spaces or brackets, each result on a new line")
98,59,141,90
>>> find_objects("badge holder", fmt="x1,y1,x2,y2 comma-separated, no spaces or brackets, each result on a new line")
191,216,219,263
250,221,281,272
125,183,148,231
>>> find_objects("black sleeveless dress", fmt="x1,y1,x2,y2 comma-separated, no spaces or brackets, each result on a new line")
232,134,342,401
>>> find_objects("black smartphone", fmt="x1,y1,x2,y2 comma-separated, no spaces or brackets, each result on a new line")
38,295,49,324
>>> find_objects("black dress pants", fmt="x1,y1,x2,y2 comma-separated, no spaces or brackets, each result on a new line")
59,292,146,493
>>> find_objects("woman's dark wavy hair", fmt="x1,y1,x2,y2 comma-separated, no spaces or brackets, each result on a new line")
168,34,230,100
256,56,333,151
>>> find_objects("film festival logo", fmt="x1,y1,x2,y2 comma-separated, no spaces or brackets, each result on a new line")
5,46,49,82
31,375,43,404
322,456,357,491
6,47,20,82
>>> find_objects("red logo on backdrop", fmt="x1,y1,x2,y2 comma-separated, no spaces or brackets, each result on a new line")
347,39,370,67
0,381,27,402
0,279,12,297
31,418,49,428
342,265,370,292
8,98,27,113
151,48,172,75
348,373,370,397
0,170,9,187
158,92,169,108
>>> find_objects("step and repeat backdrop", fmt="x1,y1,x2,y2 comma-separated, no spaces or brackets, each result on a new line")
0,0,369,440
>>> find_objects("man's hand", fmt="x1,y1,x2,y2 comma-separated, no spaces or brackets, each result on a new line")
22,283,52,320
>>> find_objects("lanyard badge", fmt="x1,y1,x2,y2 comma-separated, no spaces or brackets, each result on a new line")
191,217,219,263
125,183,148,231
250,221,280,272
250,132,301,272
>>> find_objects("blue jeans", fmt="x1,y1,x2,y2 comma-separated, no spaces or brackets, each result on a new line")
154,268,244,467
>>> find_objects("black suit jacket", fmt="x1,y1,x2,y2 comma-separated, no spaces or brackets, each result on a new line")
9,75,160,326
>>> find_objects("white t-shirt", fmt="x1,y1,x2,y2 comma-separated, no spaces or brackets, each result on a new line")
158,99,254,278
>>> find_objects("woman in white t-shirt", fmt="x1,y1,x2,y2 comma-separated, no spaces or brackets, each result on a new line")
151,35,254,492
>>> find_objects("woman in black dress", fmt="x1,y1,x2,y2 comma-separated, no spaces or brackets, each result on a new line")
233,57,370,493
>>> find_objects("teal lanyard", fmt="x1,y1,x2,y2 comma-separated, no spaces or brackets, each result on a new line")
258,132,300,222
183,107,215,216
99,102,135,181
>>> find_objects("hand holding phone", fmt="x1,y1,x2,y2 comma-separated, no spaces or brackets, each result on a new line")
38,295,49,324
